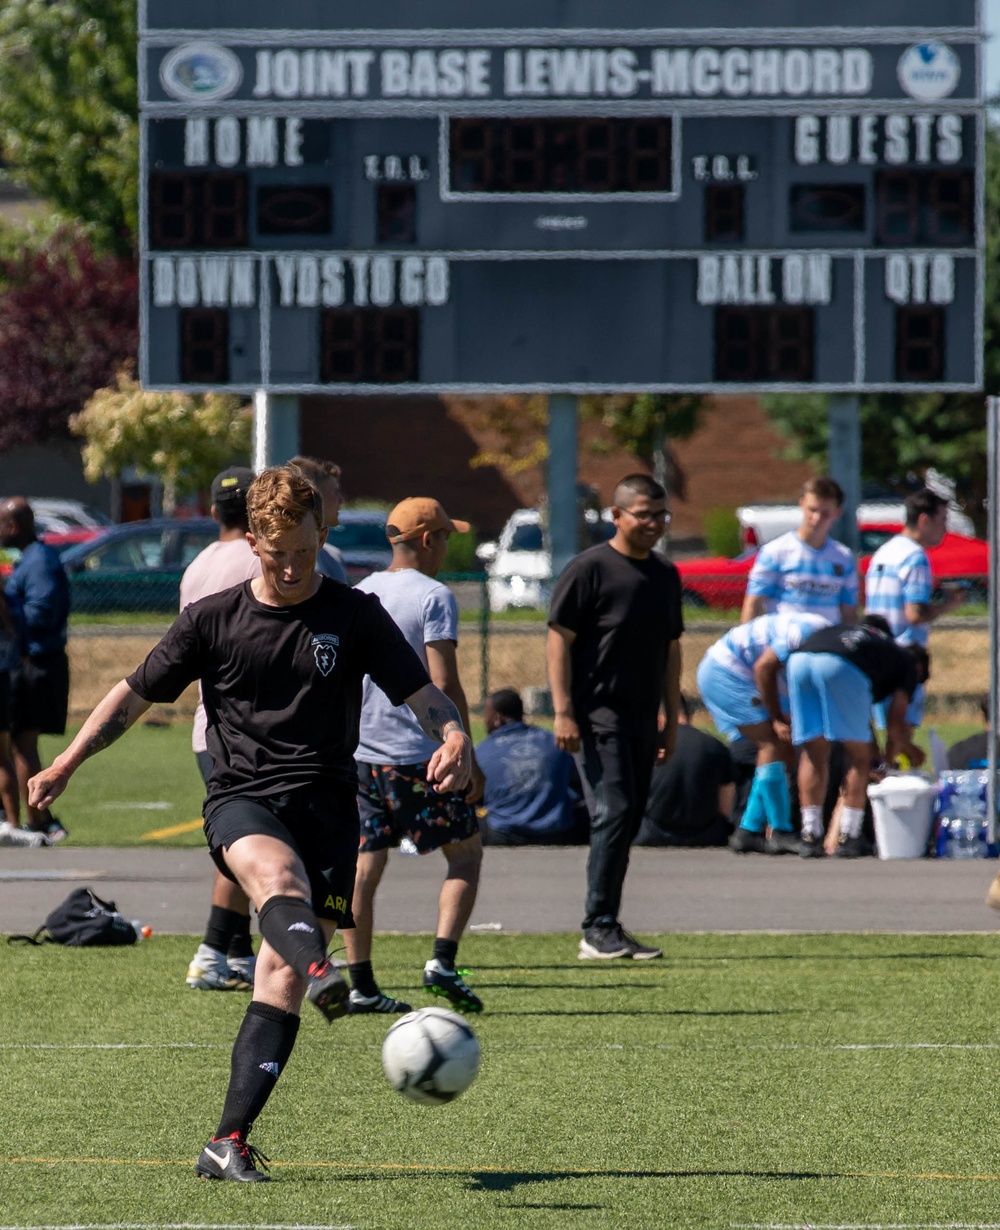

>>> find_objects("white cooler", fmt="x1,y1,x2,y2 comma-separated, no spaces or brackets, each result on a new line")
867,773,938,859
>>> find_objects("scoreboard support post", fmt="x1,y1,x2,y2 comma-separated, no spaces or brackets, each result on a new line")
252,390,300,473
827,394,862,555
547,394,580,579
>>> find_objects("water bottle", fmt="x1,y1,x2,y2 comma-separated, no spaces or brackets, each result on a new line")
934,771,959,858
130,920,153,940
950,772,988,859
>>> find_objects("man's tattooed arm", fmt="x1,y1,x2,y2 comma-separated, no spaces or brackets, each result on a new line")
408,688,465,743
79,702,136,761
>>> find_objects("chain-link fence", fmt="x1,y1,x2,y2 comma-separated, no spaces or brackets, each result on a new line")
65,571,989,722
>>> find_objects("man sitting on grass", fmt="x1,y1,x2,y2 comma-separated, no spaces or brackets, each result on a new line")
27,466,472,1183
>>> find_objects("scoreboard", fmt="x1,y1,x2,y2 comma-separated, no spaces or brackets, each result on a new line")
138,0,984,394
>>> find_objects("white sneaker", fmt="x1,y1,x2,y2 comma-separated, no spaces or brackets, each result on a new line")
0,820,48,848
185,943,249,991
227,953,256,988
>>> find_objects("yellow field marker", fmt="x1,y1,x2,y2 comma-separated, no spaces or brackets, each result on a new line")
142,819,204,840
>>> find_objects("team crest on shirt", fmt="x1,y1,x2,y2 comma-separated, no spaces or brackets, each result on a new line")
312,633,339,676
833,564,844,576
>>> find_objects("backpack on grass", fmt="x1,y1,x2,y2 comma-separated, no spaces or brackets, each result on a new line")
8,887,139,947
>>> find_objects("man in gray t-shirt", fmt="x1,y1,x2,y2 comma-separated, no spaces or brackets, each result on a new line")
343,496,485,1015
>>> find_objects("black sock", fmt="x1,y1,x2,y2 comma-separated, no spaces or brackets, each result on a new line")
203,905,249,955
216,1001,300,1139
226,913,254,961
433,938,458,969
348,960,378,997
256,895,326,979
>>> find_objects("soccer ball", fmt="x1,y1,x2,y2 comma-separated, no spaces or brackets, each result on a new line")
381,1007,481,1106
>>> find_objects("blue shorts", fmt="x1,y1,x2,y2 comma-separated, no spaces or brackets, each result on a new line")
787,652,873,745
872,682,926,731
696,656,765,742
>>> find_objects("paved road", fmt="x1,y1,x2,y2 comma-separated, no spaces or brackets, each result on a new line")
1,844,999,935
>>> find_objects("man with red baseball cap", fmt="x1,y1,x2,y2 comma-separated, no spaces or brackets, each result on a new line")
342,495,485,1015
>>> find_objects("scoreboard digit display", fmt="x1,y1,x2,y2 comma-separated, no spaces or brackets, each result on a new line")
139,0,983,393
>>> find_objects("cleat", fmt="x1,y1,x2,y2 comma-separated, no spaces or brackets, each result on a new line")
765,830,800,855
0,820,48,848
729,828,768,854
38,817,68,843
423,958,483,1013
186,944,249,991
195,1132,270,1182
347,988,412,1015
835,834,874,859
306,958,349,1021
799,833,827,859
227,954,256,988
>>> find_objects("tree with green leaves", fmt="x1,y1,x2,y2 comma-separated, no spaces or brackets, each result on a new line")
71,367,251,515
0,0,138,256
760,127,1000,533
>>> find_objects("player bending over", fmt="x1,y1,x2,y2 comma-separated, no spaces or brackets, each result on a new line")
28,466,472,1183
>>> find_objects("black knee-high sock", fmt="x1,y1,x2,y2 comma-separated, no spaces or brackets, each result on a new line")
203,905,249,955
256,895,327,978
216,1001,300,1139
226,913,254,960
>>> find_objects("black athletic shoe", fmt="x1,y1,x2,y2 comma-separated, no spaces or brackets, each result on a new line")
347,988,413,1015
729,828,767,854
799,833,826,859
766,830,800,855
423,959,483,1013
195,1133,270,1182
835,835,874,859
617,927,663,960
306,958,349,1021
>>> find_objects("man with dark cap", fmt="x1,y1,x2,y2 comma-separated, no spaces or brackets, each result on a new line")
182,466,262,992
0,497,70,841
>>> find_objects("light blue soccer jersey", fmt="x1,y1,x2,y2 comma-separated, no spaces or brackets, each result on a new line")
708,612,832,682
863,533,932,647
745,531,858,622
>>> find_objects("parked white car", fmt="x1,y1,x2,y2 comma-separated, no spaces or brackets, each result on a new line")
476,507,613,612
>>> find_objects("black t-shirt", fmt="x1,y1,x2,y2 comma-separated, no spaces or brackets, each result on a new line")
644,724,735,837
126,578,429,811
793,623,919,703
549,542,684,736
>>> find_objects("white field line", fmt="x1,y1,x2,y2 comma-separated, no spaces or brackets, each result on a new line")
4,1041,1000,1053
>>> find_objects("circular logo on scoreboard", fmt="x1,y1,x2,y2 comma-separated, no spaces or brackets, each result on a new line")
896,43,961,101
159,42,243,103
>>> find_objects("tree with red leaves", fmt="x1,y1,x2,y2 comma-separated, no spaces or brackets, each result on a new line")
0,228,137,450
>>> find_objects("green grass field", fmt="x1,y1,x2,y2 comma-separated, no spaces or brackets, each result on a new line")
3,932,1000,1228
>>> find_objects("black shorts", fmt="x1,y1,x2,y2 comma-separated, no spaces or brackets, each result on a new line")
11,650,69,736
204,784,359,927
357,761,479,855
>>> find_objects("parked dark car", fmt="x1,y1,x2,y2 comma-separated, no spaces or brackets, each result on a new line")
60,518,218,615
328,509,391,583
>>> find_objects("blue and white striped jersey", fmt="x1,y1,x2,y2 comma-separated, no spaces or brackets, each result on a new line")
707,612,831,682
863,533,932,646
745,531,858,622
